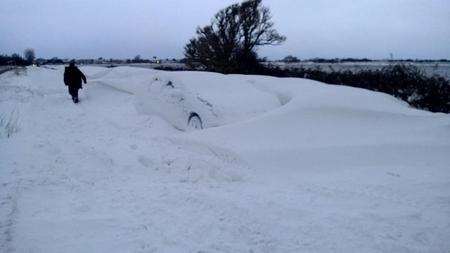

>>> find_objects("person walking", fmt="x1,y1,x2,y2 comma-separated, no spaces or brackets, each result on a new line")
64,60,87,103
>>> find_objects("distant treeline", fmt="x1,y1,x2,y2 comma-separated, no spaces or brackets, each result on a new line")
281,56,374,63
0,54,63,66
280,56,450,64
0,53,180,66
0,54,28,66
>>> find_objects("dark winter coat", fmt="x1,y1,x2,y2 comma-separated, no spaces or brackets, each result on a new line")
64,66,86,89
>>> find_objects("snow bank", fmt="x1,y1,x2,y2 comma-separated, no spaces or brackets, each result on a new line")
1,65,449,252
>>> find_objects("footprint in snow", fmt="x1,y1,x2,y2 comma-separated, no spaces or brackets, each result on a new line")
387,172,401,178
138,155,154,168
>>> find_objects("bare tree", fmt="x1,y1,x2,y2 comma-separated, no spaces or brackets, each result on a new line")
238,0,285,56
24,48,35,65
185,0,285,73
185,3,241,73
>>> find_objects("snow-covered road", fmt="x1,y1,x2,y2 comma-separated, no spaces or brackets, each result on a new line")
1,66,449,252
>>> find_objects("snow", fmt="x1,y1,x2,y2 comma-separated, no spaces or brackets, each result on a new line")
1,66,449,252
95,68,281,129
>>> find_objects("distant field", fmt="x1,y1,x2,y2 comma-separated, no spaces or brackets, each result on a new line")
265,61,450,79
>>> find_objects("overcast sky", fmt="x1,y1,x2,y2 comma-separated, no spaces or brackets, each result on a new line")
1,0,449,60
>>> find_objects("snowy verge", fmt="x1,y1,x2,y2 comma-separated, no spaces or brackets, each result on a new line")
0,66,449,252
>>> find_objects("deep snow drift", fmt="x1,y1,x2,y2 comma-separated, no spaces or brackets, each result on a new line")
1,66,449,253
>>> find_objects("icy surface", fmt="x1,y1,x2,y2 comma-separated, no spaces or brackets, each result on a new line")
1,66,449,252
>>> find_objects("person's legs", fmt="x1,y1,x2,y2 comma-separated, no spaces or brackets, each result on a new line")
68,86,79,103
68,86,74,99
73,88,79,103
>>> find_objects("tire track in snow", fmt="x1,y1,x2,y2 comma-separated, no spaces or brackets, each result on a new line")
0,174,22,253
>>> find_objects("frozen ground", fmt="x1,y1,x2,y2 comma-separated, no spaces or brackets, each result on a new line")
0,66,449,253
